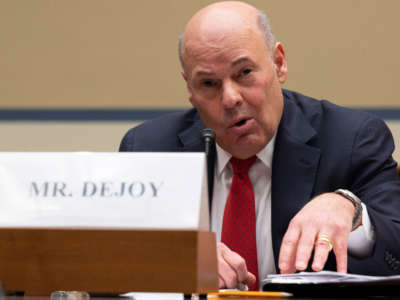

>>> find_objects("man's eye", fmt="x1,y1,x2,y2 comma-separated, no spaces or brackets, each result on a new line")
202,80,215,87
242,68,252,76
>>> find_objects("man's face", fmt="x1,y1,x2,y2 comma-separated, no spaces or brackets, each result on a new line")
183,26,287,159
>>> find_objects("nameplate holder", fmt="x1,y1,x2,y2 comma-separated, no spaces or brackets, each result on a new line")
0,152,218,295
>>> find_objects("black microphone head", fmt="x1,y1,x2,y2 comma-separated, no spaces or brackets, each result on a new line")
201,128,215,156
201,128,215,141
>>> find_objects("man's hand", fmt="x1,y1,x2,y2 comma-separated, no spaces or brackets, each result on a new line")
217,242,256,289
278,192,357,274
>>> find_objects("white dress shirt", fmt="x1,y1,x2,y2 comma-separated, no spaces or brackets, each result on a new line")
211,137,375,282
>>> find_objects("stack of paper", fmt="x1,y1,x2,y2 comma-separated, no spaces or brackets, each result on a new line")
262,271,400,297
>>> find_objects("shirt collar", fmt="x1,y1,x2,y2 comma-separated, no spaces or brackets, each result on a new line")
215,134,276,177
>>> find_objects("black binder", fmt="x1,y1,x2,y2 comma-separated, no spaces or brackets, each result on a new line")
263,281,400,297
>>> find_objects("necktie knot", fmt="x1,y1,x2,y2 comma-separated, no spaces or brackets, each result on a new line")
230,156,257,175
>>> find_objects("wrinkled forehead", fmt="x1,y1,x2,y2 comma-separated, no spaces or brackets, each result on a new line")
185,27,254,59
183,26,268,78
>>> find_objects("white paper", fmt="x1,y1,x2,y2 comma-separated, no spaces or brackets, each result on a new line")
262,271,400,285
122,292,183,300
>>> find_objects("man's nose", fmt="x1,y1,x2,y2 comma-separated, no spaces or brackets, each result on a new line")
221,81,242,109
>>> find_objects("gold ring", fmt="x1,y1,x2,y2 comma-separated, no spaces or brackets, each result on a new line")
316,234,333,251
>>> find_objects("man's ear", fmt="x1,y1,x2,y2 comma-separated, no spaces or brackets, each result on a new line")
181,71,194,105
273,42,288,84
181,70,187,82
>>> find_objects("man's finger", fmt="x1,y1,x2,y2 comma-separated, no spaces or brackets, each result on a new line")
218,275,227,289
217,243,239,288
245,271,256,287
220,243,249,283
333,236,348,273
217,242,255,288
312,232,333,271
295,229,318,271
279,224,300,273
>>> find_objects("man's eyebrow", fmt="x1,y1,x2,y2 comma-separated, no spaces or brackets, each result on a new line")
193,70,215,78
192,57,254,78
232,57,253,67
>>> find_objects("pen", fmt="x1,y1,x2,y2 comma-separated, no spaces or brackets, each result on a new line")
208,290,292,297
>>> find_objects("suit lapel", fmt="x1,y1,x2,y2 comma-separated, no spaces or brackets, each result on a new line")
177,111,205,152
271,98,321,268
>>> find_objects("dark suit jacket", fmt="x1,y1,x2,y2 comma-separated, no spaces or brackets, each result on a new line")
120,89,400,275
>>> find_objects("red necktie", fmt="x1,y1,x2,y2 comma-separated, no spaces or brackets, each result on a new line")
221,156,259,291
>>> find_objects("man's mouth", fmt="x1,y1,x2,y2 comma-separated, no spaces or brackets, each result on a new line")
226,115,256,136
231,117,251,128
226,117,256,136
235,119,247,126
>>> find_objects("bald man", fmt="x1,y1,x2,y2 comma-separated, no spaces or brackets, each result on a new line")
120,1,400,290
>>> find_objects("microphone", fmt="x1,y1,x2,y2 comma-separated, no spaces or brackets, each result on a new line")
201,128,215,156
201,128,215,209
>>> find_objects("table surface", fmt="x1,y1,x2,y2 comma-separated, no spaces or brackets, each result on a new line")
3,294,400,300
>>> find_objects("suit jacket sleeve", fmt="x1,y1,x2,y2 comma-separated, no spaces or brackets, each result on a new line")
347,115,400,275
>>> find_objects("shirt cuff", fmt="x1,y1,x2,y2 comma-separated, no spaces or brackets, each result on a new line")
347,203,375,258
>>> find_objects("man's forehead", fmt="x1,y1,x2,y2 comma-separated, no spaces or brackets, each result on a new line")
183,25,267,74
181,2,261,60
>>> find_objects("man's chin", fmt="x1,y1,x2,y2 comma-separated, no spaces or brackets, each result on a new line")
227,137,266,159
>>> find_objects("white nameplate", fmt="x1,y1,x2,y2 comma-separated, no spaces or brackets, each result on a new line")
0,152,209,230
